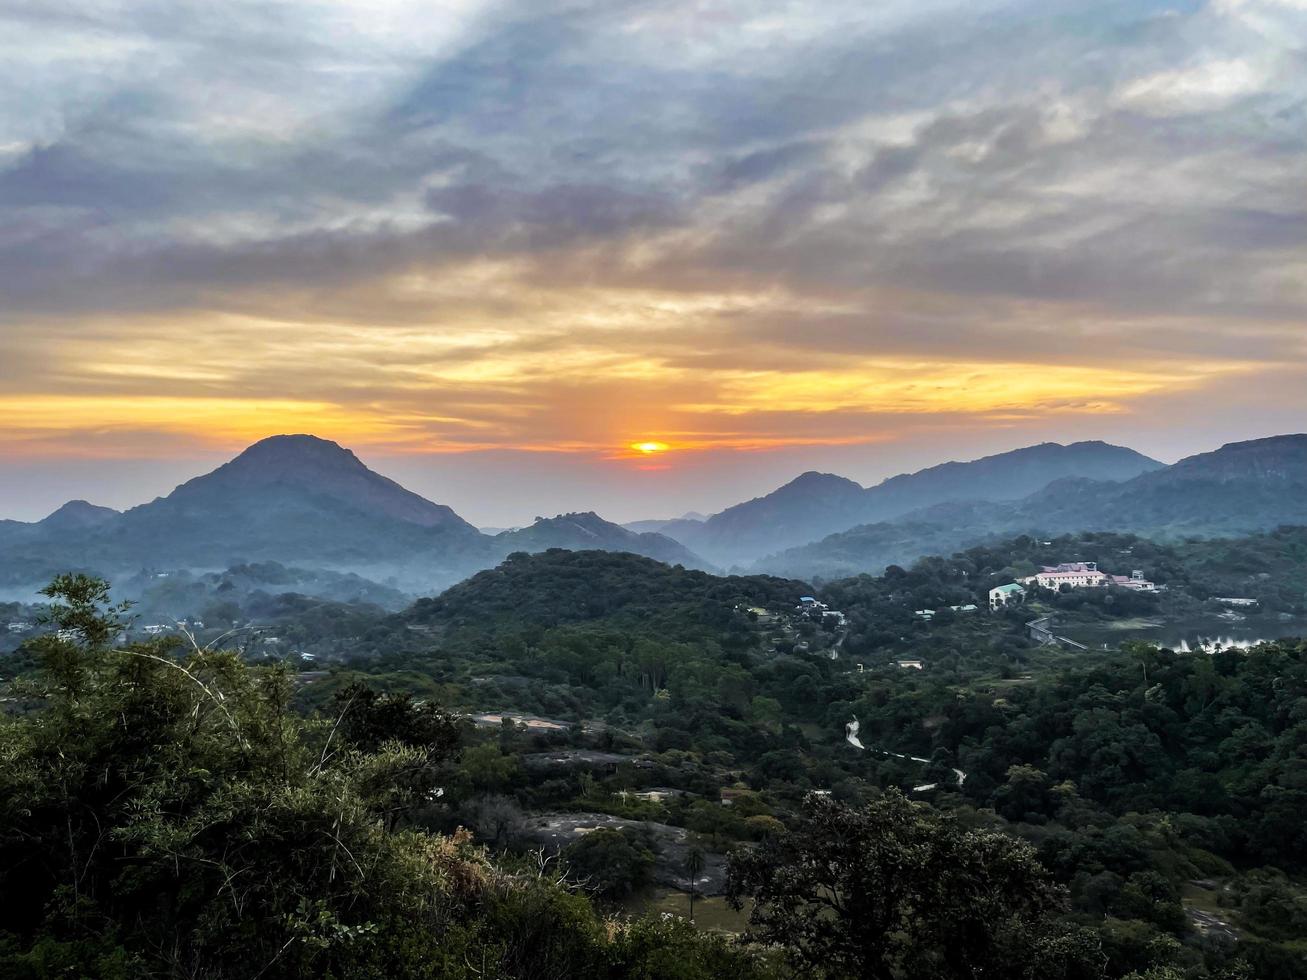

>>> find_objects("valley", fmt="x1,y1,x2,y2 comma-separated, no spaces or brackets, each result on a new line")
4,436,1307,980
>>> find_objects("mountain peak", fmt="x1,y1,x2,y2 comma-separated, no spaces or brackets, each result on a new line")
229,434,367,473
787,470,863,490
163,434,476,531
39,499,120,530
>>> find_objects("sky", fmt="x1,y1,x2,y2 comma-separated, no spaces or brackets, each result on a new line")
1,0,1305,525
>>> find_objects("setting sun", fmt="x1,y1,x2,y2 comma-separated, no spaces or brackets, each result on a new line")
631,441,670,455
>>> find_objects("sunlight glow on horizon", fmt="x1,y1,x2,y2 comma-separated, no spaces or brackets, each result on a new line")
0,350,1254,462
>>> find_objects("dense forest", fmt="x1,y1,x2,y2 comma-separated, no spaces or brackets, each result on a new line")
4,527,1307,978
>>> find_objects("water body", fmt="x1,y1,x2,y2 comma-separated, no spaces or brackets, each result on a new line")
1061,614,1302,653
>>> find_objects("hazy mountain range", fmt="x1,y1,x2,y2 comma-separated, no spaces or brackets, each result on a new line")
635,441,1164,566
755,434,1307,580
2,431,1305,594
0,436,703,593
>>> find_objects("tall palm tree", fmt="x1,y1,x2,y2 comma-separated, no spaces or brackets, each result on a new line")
684,846,705,921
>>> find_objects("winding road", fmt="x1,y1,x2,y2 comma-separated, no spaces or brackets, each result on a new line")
845,717,967,790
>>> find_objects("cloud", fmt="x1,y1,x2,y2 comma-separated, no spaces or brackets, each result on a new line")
0,0,1304,479
1116,58,1270,114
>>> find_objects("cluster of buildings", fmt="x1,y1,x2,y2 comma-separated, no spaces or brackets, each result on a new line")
1023,562,1156,593
988,560,1159,612
796,595,846,626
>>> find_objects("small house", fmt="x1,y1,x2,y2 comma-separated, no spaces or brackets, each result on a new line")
989,583,1026,611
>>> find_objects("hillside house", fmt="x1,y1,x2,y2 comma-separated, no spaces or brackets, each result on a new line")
1107,570,1156,591
989,583,1027,611
796,596,829,614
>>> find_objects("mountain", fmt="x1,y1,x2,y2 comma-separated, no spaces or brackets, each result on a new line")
0,436,713,591
862,440,1162,514
0,435,491,588
1026,433,1307,535
1158,433,1307,483
161,435,474,531
0,501,120,553
101,435,487,569
664,441,1162,566
755,435,1307,580
751,504,1014,581
623,512,708,536
38,500,120,531
493,512,710,569
674,471,867,566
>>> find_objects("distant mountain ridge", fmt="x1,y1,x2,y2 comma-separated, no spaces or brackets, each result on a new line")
4,432,1305,594
657,441,1163,566
755,434,1307,580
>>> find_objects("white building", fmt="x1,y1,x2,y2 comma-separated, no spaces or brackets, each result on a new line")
1026,562,1106,590
1024,562,1155,592
989,583,1027,611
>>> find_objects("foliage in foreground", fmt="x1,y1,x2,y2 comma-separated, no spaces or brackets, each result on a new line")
727,792,1103,980
0,575,761,980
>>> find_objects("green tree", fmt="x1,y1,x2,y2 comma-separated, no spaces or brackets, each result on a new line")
0,575,770,979
727,792,1093,980
564,829,655,900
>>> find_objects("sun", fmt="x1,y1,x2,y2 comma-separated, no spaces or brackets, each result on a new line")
630,440,669,455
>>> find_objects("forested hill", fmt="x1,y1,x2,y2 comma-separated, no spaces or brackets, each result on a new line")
492,512,710,570
406,548,808,636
